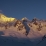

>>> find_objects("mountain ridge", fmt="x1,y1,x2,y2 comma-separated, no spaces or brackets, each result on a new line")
0,13,16,23
0,14,46,39
0,14,46,46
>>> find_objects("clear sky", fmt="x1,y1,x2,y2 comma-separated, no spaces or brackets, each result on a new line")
0,0,46,20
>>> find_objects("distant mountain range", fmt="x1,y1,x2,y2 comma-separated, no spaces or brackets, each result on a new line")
0,13,46,46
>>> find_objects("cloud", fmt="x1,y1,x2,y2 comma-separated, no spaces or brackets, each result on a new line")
0,10,2,13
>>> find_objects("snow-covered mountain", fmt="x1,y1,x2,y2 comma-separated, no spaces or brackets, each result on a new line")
0,13,17,23
0,13,46,46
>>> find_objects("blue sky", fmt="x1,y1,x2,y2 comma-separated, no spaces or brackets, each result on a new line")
0,0,46,20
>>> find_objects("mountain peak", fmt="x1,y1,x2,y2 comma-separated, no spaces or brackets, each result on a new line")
22,17,28,20
0,13,16,22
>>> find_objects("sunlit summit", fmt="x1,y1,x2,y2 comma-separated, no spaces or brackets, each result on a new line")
0,13,15,22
